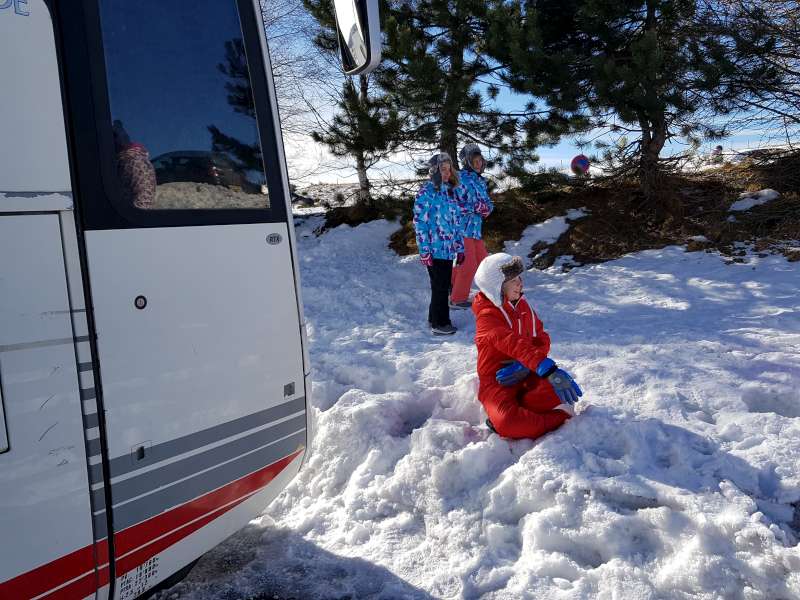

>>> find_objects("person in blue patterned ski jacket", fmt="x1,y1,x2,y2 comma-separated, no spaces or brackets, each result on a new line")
451,143,493,307
413,152,466,335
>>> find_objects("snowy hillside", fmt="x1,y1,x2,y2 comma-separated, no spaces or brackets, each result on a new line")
161,217,800,600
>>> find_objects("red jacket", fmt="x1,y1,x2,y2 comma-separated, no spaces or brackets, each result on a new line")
472,292,568,439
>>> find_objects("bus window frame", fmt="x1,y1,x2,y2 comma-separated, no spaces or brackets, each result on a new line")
57,0,289,230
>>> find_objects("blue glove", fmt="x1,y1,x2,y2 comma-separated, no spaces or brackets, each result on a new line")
495,361,531,386
537,358,583,405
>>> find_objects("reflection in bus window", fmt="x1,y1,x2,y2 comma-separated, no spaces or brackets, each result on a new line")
99,0,269,210
113,120,156,210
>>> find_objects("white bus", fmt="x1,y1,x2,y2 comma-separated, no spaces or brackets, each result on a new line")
0,1,378,598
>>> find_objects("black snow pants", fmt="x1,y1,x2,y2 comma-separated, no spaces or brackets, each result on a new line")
427,258,453,327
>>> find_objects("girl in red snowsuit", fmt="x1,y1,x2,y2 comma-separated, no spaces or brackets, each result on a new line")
473,253,578,439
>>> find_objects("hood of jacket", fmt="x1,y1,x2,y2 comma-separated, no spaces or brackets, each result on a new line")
474,252,524,307
471,290,495,318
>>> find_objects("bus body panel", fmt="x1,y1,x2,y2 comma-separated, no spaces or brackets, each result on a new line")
248,0,315,461
84,223,306,461
0,0,71,193
82,201,307,597
113,450,303,599
60,209,114,600
1,1,311,598
0,213,98,598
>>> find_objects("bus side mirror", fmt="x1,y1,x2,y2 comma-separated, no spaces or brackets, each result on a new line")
333,0,381,75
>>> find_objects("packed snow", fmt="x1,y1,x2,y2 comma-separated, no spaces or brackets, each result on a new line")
504,209,588,257
161,217,800,600
729,189,781,213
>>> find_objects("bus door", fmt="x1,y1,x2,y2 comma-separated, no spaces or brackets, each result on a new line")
0,2,107,598
58,1,308,597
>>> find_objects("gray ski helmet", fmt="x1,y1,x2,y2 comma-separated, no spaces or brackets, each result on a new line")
459,143,483,168
428,151,453,176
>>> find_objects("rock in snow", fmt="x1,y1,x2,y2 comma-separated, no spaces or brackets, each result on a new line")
161,219,800,600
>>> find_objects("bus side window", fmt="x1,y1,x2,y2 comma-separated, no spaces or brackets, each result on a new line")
98,0,270,211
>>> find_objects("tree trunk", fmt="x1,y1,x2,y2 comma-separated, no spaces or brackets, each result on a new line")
438,39,464,162
639,114,682,222
638,115,667,199
438,114,459,165
355,75,372,203
638,0,666,200
355,150,371,204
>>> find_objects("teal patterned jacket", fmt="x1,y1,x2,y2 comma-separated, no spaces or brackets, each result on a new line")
458,169,493,239
413,181,466,260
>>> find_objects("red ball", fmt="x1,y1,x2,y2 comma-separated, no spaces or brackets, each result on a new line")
570,154,590,175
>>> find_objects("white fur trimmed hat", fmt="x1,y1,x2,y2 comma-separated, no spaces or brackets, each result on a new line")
459,143,482,166
428,151,453,175
474,253,524,307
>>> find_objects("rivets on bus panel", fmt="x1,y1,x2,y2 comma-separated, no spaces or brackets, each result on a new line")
134,295,147,310
267,233,282,245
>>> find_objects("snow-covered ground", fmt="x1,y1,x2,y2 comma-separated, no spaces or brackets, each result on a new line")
504,209,588,257
161,217,800,600
729,189,781,213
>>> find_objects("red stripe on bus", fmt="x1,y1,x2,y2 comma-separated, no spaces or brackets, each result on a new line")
0,545,95,600
0,449,301,599
39,570,98,600
0,538,109,600
115,449,302,556
115,492,255,577
115,449,302,576
98,564,110,588
95,540,109,567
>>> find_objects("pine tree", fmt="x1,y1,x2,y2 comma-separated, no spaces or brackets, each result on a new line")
712,0,799,138
310,74,404,201
374,0,587,185
303,0,402,201
489,0,781,197
378,0,509,162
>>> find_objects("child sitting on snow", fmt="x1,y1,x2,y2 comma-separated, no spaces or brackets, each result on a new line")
472,253,582,439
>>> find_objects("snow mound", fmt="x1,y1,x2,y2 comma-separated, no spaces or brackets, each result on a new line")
729,189,780,212
504,209,588,258
163,222,800,600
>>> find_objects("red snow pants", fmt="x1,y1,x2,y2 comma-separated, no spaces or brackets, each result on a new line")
450,237,488,303
479,375,569,440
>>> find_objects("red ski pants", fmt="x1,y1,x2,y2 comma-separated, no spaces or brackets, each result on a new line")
479,376,569,440
451,237,489,302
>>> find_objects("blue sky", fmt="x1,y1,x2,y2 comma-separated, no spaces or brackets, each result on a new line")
486,83,793,173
